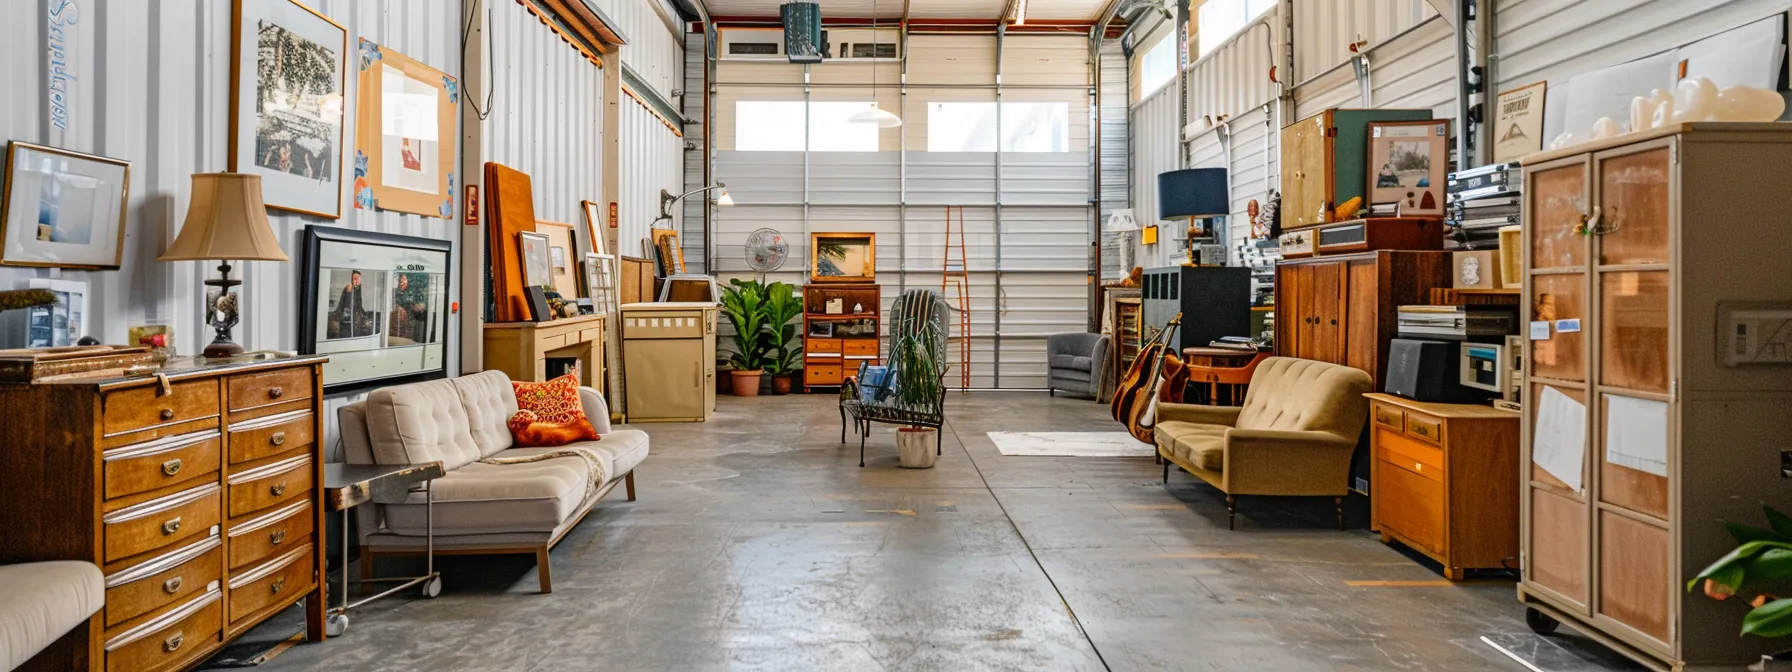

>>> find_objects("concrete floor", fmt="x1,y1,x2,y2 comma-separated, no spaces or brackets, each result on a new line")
264,392,1641,671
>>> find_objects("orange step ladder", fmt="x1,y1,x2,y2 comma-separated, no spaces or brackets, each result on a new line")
942,206,972,391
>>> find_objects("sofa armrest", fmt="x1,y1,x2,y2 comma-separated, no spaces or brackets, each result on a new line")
1155,403,1243,427
578,387,614,433
1221,429,1357,496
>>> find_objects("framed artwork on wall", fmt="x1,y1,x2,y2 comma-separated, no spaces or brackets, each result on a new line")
1366,120,1450,217
229,0,347,219
1493,81,1547,163
298,225,452,395
0,142,130,269
534,221,581,299
519,231,551,288
580,199,608,257
809,232,876,283
353,39,460,218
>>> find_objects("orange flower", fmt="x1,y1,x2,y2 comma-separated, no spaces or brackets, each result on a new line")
1704,579,1734,601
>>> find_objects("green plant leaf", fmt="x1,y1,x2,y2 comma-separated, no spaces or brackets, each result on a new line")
1690,540,1792,592
1766,506,1792,540
1728,521,1788,545
1743,598,1792,637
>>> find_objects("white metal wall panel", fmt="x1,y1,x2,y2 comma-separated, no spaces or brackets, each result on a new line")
486,0,604,225
714,150,806,204
908,152,999,206
1099,39,1129,281
619,99,685,260
903,87,997,151
1000,34,1090,86
810,153,901,205
1129,84,1181,269
1292,0,1437,83
1000,153,1089,206
1221,106,1279,260
1187,16,1281,125
682,31,709,272
591,0,685,97
908,34,999,85
710,204,804,276
1366,16,1458,116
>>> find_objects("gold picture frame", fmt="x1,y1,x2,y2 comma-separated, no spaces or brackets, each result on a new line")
1366,119,1450,216
0,142,131,270
535,221,581,299
353,39,460,218
228,0,347,219
809,232,876,283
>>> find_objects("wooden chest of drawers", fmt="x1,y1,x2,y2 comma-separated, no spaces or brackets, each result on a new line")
0,355,328,672
1366,393,1520,581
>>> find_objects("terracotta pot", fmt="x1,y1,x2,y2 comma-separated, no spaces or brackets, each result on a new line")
770,374,792,395
897,427,938,469
730,370,763,397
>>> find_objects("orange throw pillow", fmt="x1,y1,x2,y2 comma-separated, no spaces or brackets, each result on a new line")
507,410,599,448
509,374,601,447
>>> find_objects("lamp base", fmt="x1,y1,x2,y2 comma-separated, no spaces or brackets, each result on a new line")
202,261,245,359
203,338,245,359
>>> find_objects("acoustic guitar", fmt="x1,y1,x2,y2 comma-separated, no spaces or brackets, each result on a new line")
1112,314,1182,443
1159,352,1191,404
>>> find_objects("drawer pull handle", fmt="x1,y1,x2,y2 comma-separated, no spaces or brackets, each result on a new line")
160,408,175,421
161,517,182,536
162,458,183,476
270,578,287,595
271,432,287,446
269,483,287,497
270,529,287,545
163,576,184,594
164,632,184,653
1414,463,1423,472
268,386,284,399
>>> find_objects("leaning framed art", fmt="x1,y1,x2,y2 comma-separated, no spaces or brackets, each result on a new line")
299,225,452,395
229,0,347,219
354,39,460,218
0,142,130,269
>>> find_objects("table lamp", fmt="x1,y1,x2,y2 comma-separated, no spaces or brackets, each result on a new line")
1157,168,1228,265
158,173,289,358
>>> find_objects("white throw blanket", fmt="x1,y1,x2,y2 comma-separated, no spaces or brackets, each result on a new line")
479,444,609,503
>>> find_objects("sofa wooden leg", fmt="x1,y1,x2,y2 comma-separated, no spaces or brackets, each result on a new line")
1049,388,1055,397
536,548,553,594
359,547,375,596
625,471,637,501
1226,495,1237,531
1335,496,1345,531
1162,460,1169,484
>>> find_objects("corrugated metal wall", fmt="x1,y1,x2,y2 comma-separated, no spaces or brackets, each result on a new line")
1128,83,1182,269
681,31,709,273
589,0,685,96
1291,0,1436,83
1098,39,1129,281
618,98,686,260
484,0,605,225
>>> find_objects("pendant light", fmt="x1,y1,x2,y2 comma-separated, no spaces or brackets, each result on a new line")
849,0,902,128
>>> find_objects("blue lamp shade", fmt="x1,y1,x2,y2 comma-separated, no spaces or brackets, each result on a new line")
1157,168,1229,219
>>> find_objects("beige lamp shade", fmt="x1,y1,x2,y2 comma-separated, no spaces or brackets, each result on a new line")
158,173,290,262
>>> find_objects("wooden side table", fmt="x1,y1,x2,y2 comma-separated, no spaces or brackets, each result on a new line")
1365,393,1520,580
1179,347,1270,406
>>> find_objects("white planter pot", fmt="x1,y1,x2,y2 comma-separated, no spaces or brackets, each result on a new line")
897,428,938,469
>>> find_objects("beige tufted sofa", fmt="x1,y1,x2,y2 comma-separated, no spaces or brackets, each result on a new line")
1153,357,1371,530
339,370,649,593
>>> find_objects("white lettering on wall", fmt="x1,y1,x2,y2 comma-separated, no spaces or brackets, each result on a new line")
47,0,79,131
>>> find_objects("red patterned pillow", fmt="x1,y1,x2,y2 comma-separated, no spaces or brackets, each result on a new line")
512,373,588,425
506,410,599,448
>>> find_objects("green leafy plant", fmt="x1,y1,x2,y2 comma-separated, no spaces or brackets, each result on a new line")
720,278,771,372
890,322,944,416
1690,505,1792,637
0,289,58,314
761,282,804,376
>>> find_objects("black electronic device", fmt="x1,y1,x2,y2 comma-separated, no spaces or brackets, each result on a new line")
1385,338,1496,404
1140,265,1252,353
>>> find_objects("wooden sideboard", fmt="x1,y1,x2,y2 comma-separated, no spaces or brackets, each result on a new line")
1274,251,1451,391
802,283,881,391
1366,394,1519,581
0,355,328,671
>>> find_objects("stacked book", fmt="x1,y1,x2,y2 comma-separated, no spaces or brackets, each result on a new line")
1445,162,1520,250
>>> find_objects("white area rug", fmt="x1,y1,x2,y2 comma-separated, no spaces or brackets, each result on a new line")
988,431,1155,457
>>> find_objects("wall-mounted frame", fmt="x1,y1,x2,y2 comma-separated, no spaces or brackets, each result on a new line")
1367,119,1450,216
299,225,452,395
535,221,580,299
810,232,876,283
0,142,130,269
353,39,459,217
519,231,551,288
580,199,609,257
229,0,347,219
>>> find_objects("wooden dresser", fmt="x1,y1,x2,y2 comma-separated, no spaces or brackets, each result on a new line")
802,283,881,391
1273,251,1451,391
1366,394,1519,580
0,355,327,671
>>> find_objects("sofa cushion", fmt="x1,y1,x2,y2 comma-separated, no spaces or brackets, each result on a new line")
1053,367,1093,383
1155,421,1228,471
1049,354,1093,372
382,451,590,536
507,409,600,448
451,370,519,457
364,378,482,471
0,561,103,671
1236,357,1373,438
595,429,651,478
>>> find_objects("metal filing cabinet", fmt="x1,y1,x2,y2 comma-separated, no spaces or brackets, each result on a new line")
620,302,718,422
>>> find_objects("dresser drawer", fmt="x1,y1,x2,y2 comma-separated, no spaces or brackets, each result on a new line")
104,536,222,629
226,367,313,416
808,338,842,353
842,339,878,356
1377,459,1445,555
805,365,843,385
102,381,219,439
1377,429,1444,483
1405,412,1443,445
103,431,222,501
226,456,312,518
227,544,314,625
104,587,220,672
103,484,221,564
227,411,314,465
1372,403,1404,432
227,501,313,570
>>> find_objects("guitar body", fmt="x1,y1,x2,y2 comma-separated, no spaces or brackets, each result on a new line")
1114,315,1181,444
1159,353,1190,404
1111,332,1161,422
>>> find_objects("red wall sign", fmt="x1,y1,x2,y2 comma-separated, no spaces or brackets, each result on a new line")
608,202,619,228
464,185,480,226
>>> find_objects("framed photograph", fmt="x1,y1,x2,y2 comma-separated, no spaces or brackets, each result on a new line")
1367,120,1450,216
534,221,580,298
650,229,685,276
1494,81,1547,163
519,231,551,288
353,39,460,218
0,142,130,269
298,225,452,395
229,0,347,219
525,286,552,322
809,232,876,283
580,199,609,257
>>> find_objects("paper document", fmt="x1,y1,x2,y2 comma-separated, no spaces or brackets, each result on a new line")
1533,386,1587,492
1605,395,1669,478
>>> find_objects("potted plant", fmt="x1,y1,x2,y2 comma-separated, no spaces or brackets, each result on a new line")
761,282,804,395
1691,506,1792,654
891,322,945,468
720,278,771,397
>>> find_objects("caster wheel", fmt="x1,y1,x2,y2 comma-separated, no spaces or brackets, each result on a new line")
1525,607,1560,635
325,613,349,637
423,576,443,598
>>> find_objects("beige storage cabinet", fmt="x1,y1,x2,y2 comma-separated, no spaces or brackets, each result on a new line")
620,302,718,422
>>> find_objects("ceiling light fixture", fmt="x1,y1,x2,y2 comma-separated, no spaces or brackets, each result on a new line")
849,0,902,127
1013,0,1028,26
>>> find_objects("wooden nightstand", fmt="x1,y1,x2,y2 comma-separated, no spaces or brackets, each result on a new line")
1365,393,1520,580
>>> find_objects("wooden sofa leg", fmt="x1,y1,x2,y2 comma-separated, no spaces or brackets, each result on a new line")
1162,460,1169,484
359,547,375,596
536,547,553,594
625,472,637,501
1226,495,1237,531
1335,496,1345,531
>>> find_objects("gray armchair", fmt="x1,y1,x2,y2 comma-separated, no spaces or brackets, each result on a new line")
1046,332,1111,399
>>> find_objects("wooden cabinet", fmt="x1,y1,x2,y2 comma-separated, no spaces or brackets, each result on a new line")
1274,251,1450,390
803,283,881,392
1367,394,1520,581
1103,290,1142,401
1279,108,1434,229
1516,124,1792,670
0,356,328,671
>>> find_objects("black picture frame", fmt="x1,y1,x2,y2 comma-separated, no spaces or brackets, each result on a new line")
299,225,453,395
525,286,551,322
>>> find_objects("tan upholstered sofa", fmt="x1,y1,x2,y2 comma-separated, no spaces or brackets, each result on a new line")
1154,357,1371,529
339,370,648,593
1,561,102,671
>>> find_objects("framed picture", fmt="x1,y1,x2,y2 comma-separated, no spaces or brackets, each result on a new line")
650,229,685,276
1367,120,1450,216
809,232,876,283
229,0,347,219
298,225,452,395
580,199,608,257
534,221,580,298
1494,81,1547,163
353,39,460,218
519,231,551,288
0,142,130,269
525,286,552,322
